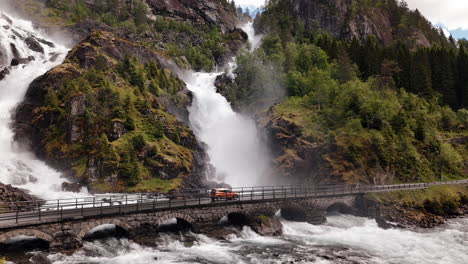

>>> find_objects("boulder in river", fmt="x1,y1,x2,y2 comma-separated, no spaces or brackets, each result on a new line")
25,36,44,53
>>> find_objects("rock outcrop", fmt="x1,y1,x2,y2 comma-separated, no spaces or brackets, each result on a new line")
146,0,238,32
0,183,40,212
14,31,209,192
255,0,440,48
262,109,340,185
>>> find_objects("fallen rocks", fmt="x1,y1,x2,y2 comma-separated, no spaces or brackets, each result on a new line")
61,182,84,193
0,182,41,212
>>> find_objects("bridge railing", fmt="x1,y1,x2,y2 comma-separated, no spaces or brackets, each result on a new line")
0,180,467,226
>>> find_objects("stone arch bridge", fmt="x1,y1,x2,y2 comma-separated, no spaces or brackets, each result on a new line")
1,180,467,250
0,195,355,250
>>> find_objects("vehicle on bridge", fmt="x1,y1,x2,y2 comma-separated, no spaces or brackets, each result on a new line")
210,188,239,201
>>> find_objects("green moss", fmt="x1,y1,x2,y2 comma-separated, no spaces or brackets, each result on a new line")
128,177,183,193
71,157,88,179
256,215,272,227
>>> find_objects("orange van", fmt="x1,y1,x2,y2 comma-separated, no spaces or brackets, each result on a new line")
210,188,239,201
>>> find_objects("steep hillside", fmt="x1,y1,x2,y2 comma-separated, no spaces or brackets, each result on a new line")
5,0,246,71
219,0,468,186
14,31,209,192
6,0,246,192
255,0,448,48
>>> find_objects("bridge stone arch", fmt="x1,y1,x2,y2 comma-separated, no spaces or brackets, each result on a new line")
0,229,53,243
156,213,195,226
78,218,132,239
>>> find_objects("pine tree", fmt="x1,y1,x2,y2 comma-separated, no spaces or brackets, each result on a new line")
429,47,456,108
456,46,468,108
409,49,433,97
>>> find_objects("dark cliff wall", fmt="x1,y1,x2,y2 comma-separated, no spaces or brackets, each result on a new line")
255,0,447,48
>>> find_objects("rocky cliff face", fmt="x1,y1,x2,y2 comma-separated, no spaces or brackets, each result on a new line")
14,31,209,192
146,0,238,32
255,0,438,47
262,109,342,185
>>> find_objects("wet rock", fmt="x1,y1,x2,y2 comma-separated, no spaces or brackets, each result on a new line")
250,215,283,236
10,55,35,66
1,13,13,24
10,43,20,59
61,182,84,193
69,94,87,116
37,37,55,48
0,67,10,80
11,29,24,39
29,252,52,264
49,52,61,62
108,121,127,141
25,36,44,53
0,44,7,67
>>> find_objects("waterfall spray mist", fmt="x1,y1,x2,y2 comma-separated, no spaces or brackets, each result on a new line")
0,12,87,198
186,71,271,187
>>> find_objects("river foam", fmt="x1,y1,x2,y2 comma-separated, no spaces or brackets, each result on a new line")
42,214,467,264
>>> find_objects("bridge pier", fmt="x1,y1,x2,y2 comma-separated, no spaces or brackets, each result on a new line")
50,231,82,251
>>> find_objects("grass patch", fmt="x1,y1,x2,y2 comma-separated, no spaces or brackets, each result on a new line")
128,177,183,193
367,185,468,208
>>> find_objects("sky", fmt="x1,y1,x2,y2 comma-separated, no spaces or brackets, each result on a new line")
235,0,265,7
405,0,468,39
237,0,468,39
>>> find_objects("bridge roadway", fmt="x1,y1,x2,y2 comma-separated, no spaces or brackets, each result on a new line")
1,180,467,229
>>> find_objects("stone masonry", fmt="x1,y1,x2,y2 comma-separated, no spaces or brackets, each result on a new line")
0,195,357,250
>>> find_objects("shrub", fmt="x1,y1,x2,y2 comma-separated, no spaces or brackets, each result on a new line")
442,200,459,215
423,199,444,215
131,135,146,151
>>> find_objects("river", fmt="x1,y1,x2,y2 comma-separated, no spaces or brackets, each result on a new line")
15,213,465,264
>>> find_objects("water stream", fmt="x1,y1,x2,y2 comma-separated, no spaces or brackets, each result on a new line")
0,12,86,199
37,214,468,264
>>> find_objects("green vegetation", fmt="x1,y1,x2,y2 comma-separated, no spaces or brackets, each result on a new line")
155,19,243,72
227,0,468,184
35,48,194,192
368,185,468,216
12,0,243,72
45,0,150,32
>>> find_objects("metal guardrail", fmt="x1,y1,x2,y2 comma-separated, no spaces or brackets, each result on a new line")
0,180,467,227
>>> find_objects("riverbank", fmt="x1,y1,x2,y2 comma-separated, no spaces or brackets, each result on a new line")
363,185,468,228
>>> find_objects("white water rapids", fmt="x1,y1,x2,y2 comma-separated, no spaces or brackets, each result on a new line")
0,12,86,199
40,214,468,264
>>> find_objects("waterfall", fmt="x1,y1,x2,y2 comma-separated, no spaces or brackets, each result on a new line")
186,23,269,187
241,21,262,51
0,12,86,199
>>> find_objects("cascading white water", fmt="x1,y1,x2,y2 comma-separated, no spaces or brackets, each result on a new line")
186,22,270,188
241,21,262,51
186,71,270,187
0,12,86,199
